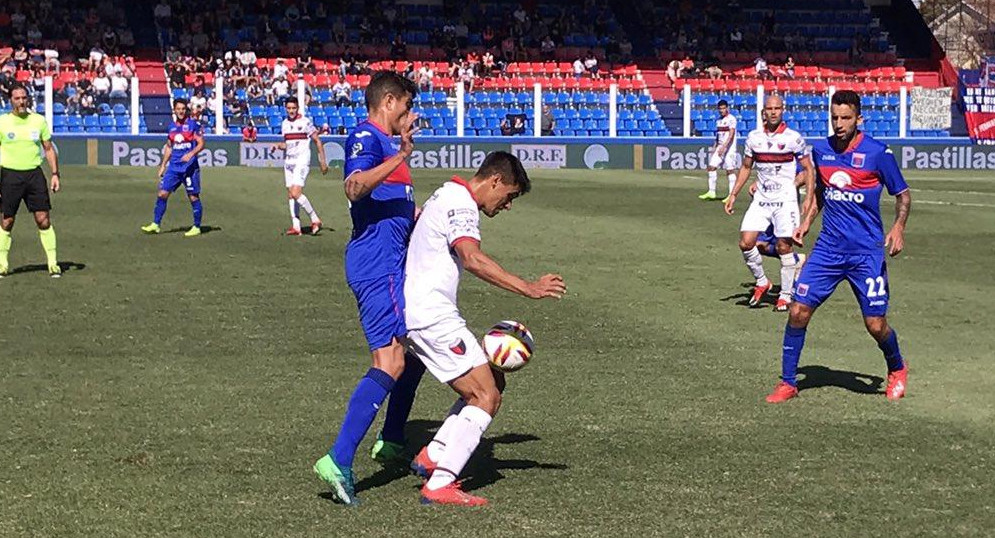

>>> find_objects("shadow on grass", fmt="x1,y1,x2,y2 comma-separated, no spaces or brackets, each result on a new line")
9,261,86,275
162,225,221,235
319,419,568,503
719,281,781,308
797,365,884,395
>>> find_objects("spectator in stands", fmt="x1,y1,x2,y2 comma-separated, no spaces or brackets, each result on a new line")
391,34,407,60
339,48,354,77
573,57,585,79
273,58,289,80
62,82,80,114
92,72,111,101
784,56,796,79
705,62,723,80
154,0,172,29
619,35,633,65
190,89,207,114
30,68,45,99
102,27,119,56
247,80,264,102
240,49,258,70
358,17,374,44
754,55,773,80
541,35,556,60
79,91,96,115
458,60,475,93
230,98,249,126
848,36,865,65
466,50,480,71
110,72,129,99
666,59,682,83
417,64,434,93
88,45,105,73
483,26,497,49
271,75,290,103
481,50,495,78
502,35,516,62
297,47,314,75
242,121,258,142
12,45,29,70
43,49,60,75
541,105,555,136
730,27,743,48
403,63,416,83
680,55,696,78
332,76,351,107
501,116,527,136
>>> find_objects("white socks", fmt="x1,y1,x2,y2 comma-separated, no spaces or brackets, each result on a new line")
288,199,300,230
425,405,492,491
743,247,768,285
727,173,736,196
427,414,460,462
779,253,799,300
297,194,319,221
707,170,717,194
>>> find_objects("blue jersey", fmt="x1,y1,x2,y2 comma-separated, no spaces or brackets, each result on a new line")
343,120,415,283
166,118,202,172
811,133,908,255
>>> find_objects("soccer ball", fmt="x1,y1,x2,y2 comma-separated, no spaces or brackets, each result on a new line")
483,320,535,372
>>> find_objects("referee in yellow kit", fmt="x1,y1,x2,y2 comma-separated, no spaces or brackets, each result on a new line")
0,83,61,278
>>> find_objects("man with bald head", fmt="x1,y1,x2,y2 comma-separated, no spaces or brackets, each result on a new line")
724,94,815,311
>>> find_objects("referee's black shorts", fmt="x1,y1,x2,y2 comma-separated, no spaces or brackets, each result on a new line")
0,167,51,217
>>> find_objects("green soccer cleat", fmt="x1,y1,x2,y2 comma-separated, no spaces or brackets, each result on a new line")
49,264,62,278
141,223,161,234
184,226,202,237
698,191,717,200
370,435,406,466
0,264,8,278
721,195,732,205
313,454,358,505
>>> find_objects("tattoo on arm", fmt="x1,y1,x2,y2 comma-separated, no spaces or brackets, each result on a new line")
895,191,911,227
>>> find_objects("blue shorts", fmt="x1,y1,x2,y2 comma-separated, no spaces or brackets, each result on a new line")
794,247,890,317
349,270,406,351
757,225,776,246
160,167,201,195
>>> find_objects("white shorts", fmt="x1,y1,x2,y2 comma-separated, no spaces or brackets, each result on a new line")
708,149,739,170
406,319,488,384
740,200,799,238
284,162,309,187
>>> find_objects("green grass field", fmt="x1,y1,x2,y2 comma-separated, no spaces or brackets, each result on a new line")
2,165,994,537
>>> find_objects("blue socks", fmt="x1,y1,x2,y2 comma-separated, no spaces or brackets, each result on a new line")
781,324,808,386
191,198,203,227
380,352,425,445
878,328,905,372
153,197,168,225
331,368,395,469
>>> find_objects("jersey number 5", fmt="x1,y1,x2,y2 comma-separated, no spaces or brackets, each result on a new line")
864,276,887,298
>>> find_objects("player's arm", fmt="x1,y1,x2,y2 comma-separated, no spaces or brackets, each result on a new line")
453,240,565,300
181,134,204,162
344,113,418,202
272,141,287,150
41,138,60,193
716,127,734,156
723,154,754,215
311,131,328,174
885,190,911,257
158,143,172,178
797,153,816,218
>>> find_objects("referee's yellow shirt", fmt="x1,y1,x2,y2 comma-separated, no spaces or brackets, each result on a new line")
0,112,51,171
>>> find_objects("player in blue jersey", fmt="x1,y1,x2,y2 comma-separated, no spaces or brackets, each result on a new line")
766,90,911,403
313,71,424,505
141,99,206,237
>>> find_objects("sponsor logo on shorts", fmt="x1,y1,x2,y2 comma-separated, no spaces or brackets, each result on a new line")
869,300,886,306
796,283,809,297
449,339,466,355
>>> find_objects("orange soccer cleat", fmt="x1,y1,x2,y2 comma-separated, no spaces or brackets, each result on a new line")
410,446,437,479
886,366,908,401
286,227,302,236
774,298,791,312
765,381,799,403
420,481,488,506
749,280,773,307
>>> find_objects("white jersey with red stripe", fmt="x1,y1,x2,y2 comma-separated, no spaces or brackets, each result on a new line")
743,123,807,204
404,177,481,331
714,113,738,154
281,115,316,165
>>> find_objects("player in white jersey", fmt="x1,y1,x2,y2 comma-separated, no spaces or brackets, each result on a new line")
699,99,739,202
724,94,815,311
402,151,565,506
272,99,328,235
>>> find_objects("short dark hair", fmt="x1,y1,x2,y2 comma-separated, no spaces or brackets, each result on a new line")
9,82,29,96
174,98,188,106
831,90,861,116
365,70,418,110
284,97,298,107
476,151,531,195
717,99,729,108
